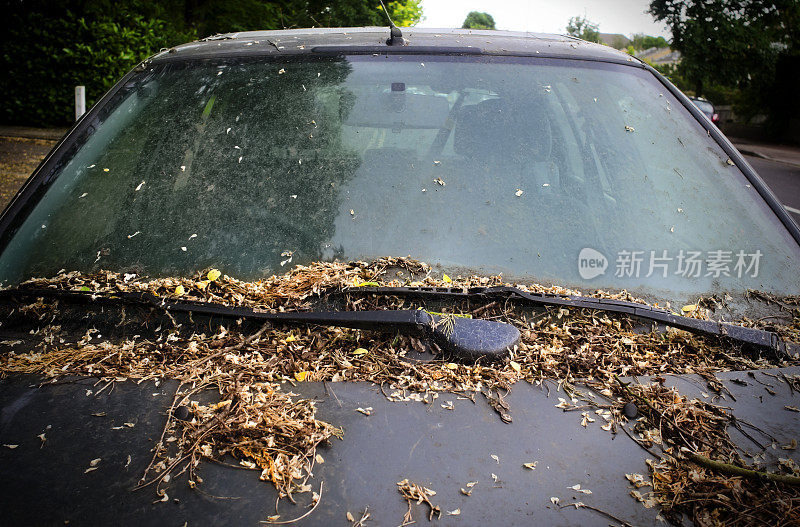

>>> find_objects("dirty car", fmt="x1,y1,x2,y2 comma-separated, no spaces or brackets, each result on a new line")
1,28,799,526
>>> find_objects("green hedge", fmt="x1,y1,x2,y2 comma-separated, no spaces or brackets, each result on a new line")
0,0,422,127
1,7,193,126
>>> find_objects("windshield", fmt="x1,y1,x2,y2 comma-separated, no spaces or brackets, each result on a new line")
1,55,798,303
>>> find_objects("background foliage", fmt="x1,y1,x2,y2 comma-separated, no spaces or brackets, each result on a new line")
461,11,495,30
649,0,799,137
0,0,422,126
566,16,600,43
630,33,668,50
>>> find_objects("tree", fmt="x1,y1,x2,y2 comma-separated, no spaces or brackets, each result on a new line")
462,11,495,30
648,0,798,121
0,0,194,125
381,0,424,27
630,33,669,50
153,0,423,35
299,0,422,30
0,0,424,125
566,16,600,43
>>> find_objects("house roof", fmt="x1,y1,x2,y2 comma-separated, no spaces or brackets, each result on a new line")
635,46,681,65
597,32,631,48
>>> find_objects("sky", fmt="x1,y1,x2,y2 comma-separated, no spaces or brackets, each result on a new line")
416,0,671,38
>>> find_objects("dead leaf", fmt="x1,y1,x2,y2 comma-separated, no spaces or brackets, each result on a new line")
625,473,651,488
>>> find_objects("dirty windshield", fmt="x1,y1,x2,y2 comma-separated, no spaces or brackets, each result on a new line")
1,55,798,303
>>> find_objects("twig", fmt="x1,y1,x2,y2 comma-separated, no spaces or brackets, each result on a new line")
685,452,800,486
614,375,659,415
324,380,343,407
728,416,766,450
260,482,323,524
619,423,662,459
93,378,115,396
560,502,634,526
614,375,720,453
187,323,271,369
137,381,185,487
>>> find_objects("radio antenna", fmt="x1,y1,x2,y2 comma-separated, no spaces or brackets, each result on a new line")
378,0,405,46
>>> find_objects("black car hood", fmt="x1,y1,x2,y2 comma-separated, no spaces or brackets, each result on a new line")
1,367,798,526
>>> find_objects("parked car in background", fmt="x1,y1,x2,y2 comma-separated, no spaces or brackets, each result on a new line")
0,28,798,526
689,96,719,124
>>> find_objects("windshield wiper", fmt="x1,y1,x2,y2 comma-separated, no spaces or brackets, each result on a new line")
0,288,520,361
337,285,800,359
5,284,795,359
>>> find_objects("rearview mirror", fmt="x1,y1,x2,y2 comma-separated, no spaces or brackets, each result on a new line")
344,90,450,129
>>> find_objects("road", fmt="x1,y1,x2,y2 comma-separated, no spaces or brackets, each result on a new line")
744,155,800,225
0,135,56,208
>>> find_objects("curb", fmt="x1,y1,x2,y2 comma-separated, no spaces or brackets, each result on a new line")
735,148,767,159
733,146,800,169
0,127,68,142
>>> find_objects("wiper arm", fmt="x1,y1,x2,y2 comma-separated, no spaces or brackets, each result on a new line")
338,285,799,359
0,288,519,361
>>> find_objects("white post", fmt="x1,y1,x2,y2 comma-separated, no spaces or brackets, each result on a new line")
75,86,86,121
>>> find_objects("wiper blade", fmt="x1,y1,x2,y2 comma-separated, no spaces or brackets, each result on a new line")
0,288,519,361
339,286,799,359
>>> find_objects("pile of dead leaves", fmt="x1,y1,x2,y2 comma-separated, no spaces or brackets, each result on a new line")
618,381,800,526
2,257,799,525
